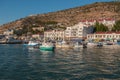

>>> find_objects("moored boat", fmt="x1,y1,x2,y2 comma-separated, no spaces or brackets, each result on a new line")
74,42,83,48
39,42,55,51
6,38,22,44
97,42,103,47
102,41,120,49
87,42,97,47
27,41,39,46
55,40,73,49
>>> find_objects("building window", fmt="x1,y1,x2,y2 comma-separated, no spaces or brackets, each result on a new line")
116,35,118,38
95,35,97,37
79,34,82,36
113,35,114,38
103,35,105,37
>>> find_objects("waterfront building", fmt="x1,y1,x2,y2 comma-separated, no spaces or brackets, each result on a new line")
0,34,5,39
87,32,120,40
5,35,17,39
43,19,115,41
19,35,27,40
44,30,65,41
3,29,14,35
31,34,44,41
65,23,94,40
32,34,40,39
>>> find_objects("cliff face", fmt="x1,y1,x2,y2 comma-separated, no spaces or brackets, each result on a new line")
0,2,120,33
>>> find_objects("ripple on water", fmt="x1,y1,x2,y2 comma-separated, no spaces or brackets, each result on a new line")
0,44,120,80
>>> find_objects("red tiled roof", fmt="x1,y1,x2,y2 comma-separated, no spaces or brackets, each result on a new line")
80,20,87,22
88,20,95,22
95,32,120,34
80,18,115,23
105,18,114,21
45,30,64,32
44,30,53,32
98,19,104,21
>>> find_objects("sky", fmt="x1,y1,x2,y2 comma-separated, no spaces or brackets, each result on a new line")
0,0,112,25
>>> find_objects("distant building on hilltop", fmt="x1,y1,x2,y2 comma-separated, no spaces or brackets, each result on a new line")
79,18,115,27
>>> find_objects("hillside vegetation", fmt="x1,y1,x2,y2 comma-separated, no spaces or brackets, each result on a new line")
0,2,120,34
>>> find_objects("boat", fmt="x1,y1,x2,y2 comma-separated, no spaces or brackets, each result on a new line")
0,38,7,44
97,42,103,47
55,40,73,49
87,42,97,47
74,42,83,48
103,41,120,49
6,37,22,44
27,41,39,46
39,42,55,51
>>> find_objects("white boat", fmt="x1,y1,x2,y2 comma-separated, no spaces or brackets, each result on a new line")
27,41,39,46
103,42,120,49
56,41,73,49
87,42,97,47
74,42,83,48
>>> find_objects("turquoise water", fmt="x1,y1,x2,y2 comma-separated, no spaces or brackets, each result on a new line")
0,44,120,80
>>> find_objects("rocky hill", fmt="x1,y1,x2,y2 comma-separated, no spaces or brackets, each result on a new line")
0,2,120,34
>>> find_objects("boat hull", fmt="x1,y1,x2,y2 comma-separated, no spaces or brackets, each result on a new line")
27,43,38,46
40,46,54,51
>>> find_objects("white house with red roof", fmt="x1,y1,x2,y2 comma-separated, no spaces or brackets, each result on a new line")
79,18,115,27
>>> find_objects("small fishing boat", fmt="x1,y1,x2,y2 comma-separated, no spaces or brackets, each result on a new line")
39,42,55,51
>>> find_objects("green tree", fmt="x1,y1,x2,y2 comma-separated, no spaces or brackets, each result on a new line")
112,20,120,31
94,22,109,32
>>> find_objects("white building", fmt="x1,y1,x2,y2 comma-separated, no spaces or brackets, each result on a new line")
3,29,14,35
44,30,65,41
32,34,40,39
44,23,94,41
87,32,120,40
79,18,115,27
32,27,44,31
65,23,94,40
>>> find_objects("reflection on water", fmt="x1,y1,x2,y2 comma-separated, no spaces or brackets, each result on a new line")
0,44,120,80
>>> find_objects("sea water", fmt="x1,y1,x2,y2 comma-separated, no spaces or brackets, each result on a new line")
0,44,120,80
